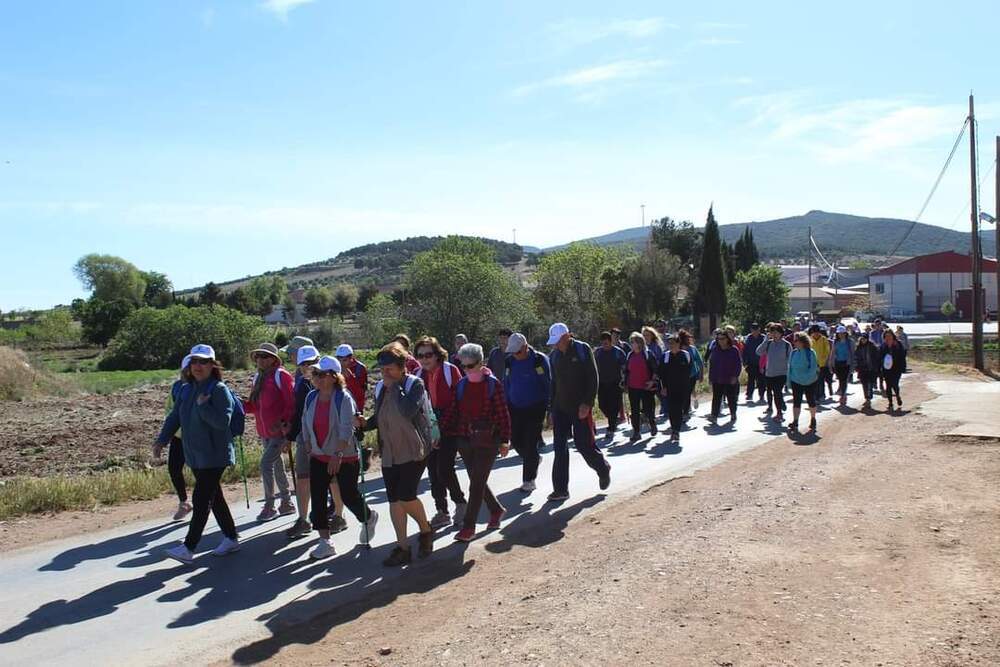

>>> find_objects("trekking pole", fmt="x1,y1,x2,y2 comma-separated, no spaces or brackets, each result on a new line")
357,429,371,550
237,435,250,509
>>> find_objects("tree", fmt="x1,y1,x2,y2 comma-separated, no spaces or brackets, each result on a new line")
281,294,298,322
304,287,333,318
533,243,625,341
73,254,147,305
225,287,253,313
356,281,379,312
77,298,136,346
733,226,760,273
726,264,789,329
603,245,686,330
359,293,407,347
695,206,728,332
650,217,702,265
141,271,174,308
721,240,737,283
245,276,287,317
402,237,533,344
330,283,359,317
199,282,224,306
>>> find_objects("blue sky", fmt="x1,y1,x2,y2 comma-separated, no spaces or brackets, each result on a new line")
2,0,999,310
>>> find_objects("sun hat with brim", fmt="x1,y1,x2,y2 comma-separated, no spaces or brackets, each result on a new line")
282,335,314,357
296,345,320,365
189,344,216,360
312,356,342,375
546,322,569,346
251,342,281,359
335,344,354,358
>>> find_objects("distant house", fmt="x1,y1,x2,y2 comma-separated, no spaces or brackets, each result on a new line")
262,288,310,325
868,251,998,319
780,264,875,316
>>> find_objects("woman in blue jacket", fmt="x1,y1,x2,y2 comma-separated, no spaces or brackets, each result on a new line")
155,344,239,565
787,333,819,434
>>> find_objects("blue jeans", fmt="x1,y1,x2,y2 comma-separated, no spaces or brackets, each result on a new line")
551,408,610,496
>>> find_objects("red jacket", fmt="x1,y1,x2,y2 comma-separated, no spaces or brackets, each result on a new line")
415,362,462,414
342,359,368,410
243,367,295,439
442,369,511,442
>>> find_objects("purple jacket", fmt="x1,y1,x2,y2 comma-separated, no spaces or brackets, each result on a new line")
708,345,742,384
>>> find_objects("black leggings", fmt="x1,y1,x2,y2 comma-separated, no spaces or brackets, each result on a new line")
834,362,850,397
711,383,738,419
510,403,546,482
666,392,686,433
310,457,370,532
168,437,187,503
857,370,875,400
628,388,655,432
184,467,237,550
428,435,466,513
597,383,624,430
766,375,787,413
790,381,817,409
884,372,902,404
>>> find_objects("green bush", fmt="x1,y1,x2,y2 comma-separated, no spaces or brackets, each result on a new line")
99,305,268,370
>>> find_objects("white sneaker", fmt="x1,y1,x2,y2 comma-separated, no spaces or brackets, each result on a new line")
172,502,192,521
310,538,335,560
166,543,194,565
519,480,536,493
429,510,451,529
359,509,379,546
452,503,468,524
211,537,240,557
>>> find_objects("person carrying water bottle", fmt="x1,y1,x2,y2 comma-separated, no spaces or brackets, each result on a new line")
155,344,240,565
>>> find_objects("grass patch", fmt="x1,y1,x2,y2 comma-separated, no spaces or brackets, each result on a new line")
63,369,178,395
0,441,265,520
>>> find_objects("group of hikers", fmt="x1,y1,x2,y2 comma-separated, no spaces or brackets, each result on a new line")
154,316,910,567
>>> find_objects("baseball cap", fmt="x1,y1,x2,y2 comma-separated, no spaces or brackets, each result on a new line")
312,356,342,375
283,335,314,357
546,322,569,345
836,325,847,334
335,344,354,358
750,322,761,330
189,344,216,360
296,345,320,365
180,354,192,370
505,332,528,354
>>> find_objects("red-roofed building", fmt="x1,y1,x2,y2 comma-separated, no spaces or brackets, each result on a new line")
868,251,998,318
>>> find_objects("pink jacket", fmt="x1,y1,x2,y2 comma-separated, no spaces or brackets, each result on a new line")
243,367,295,439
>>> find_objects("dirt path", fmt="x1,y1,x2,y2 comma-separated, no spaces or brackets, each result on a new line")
228,372,1000,666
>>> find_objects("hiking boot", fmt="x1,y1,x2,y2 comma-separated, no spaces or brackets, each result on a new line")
519,480,536,493
166,543,194,565
359,509,379,546
487,510,504,530
629,431,640,443
863,400,871,409
454,527,475,542
598,466,611,491
277,500,296,517
897,397,903,408
284,518,312,540
547,491,569,502
211,537,240,557
430,510,451,529
172,502,192,521
452,502,468,525
788,421,798,434
256,505,278,522
329,514,348,534
649,421,658,436
310,539,335,560
417,531,434,558
382,545,412,567
808,418,817,432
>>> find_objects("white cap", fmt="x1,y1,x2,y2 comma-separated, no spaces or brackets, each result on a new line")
181,354,192,370
505,332,528,354
314,355,342,374
335,344,354,358
296,345,320,365
836,325,847,334
546,322,570,346
189,344,216,360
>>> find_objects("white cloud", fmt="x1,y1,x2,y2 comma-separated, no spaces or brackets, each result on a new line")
513,59,669,98
260,0,316,21
547,17,675,45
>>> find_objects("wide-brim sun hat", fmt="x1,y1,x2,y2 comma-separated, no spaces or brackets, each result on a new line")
251,342,281,359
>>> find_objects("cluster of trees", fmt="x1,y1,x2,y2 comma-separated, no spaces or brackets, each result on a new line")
197,275,287,317
303,283,379,319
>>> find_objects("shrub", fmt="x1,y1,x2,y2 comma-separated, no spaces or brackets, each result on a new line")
99,305,268,370
0,346,37,400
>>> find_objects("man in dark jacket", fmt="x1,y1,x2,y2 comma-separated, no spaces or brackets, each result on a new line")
594,331,627,442
742,323,765,403
546,322,611,502
503,332,551,493
486,328,513,379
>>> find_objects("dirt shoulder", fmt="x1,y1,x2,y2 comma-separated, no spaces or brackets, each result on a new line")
228,370,1000,666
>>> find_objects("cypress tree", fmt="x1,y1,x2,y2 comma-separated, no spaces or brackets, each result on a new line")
696,205,727,332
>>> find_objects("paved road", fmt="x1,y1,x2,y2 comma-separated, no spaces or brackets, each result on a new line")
859,321,998,339
0,383,881,666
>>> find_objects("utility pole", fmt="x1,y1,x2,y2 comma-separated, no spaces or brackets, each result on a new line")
995,135,999,364
969,94,985,370
808,226,813,322
512,228,517,245
641,203,646,228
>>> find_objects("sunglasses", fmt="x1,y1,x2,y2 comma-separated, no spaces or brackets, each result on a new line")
189,358,213,366
416,352,436,360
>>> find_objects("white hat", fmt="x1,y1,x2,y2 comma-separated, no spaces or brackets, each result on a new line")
505,332,528,354
189,344,216,360
836,325,847,334
335,344,354,358
181,354,192,370
296,345,320,365
546,322,570,345
314,355,342,374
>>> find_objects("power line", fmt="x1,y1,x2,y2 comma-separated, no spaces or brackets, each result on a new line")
884,118,969,260
930,156,996,251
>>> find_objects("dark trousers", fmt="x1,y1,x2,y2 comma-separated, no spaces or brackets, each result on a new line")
428,435,466,513
551,408,609,496
597,383,624,431
309,457,370,531
884,371,902,404
711,382,739,419
745,365,765,400
834,362,851,397
685,376,698,414
510,402,546,482
457,439,503,529
627,388,655,433
184,467,237,550
766,375,787,413
858,370,875,400
666,392,686,433
168,437,187,503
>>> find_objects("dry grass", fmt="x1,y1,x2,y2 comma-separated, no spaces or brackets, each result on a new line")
0,346,62,401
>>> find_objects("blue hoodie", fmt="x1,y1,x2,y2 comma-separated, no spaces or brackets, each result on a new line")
157,379,236,469
503,348,551,409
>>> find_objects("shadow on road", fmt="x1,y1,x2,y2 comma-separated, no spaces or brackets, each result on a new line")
38,521,180,572
484,495,605,554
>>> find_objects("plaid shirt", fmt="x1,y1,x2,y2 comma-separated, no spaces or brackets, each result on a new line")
442,372,511,442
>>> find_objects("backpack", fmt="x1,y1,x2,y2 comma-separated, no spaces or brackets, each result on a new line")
252,367,286,391
304,388,345,415
550,340,590,366
415,362,459,389
456,374,499,403
176,380,245,437
504,349,546,378
375,375,440,446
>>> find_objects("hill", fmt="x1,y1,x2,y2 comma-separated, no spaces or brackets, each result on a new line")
543,210,997,261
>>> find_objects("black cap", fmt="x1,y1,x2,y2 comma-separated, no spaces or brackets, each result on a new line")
750,322,760,330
